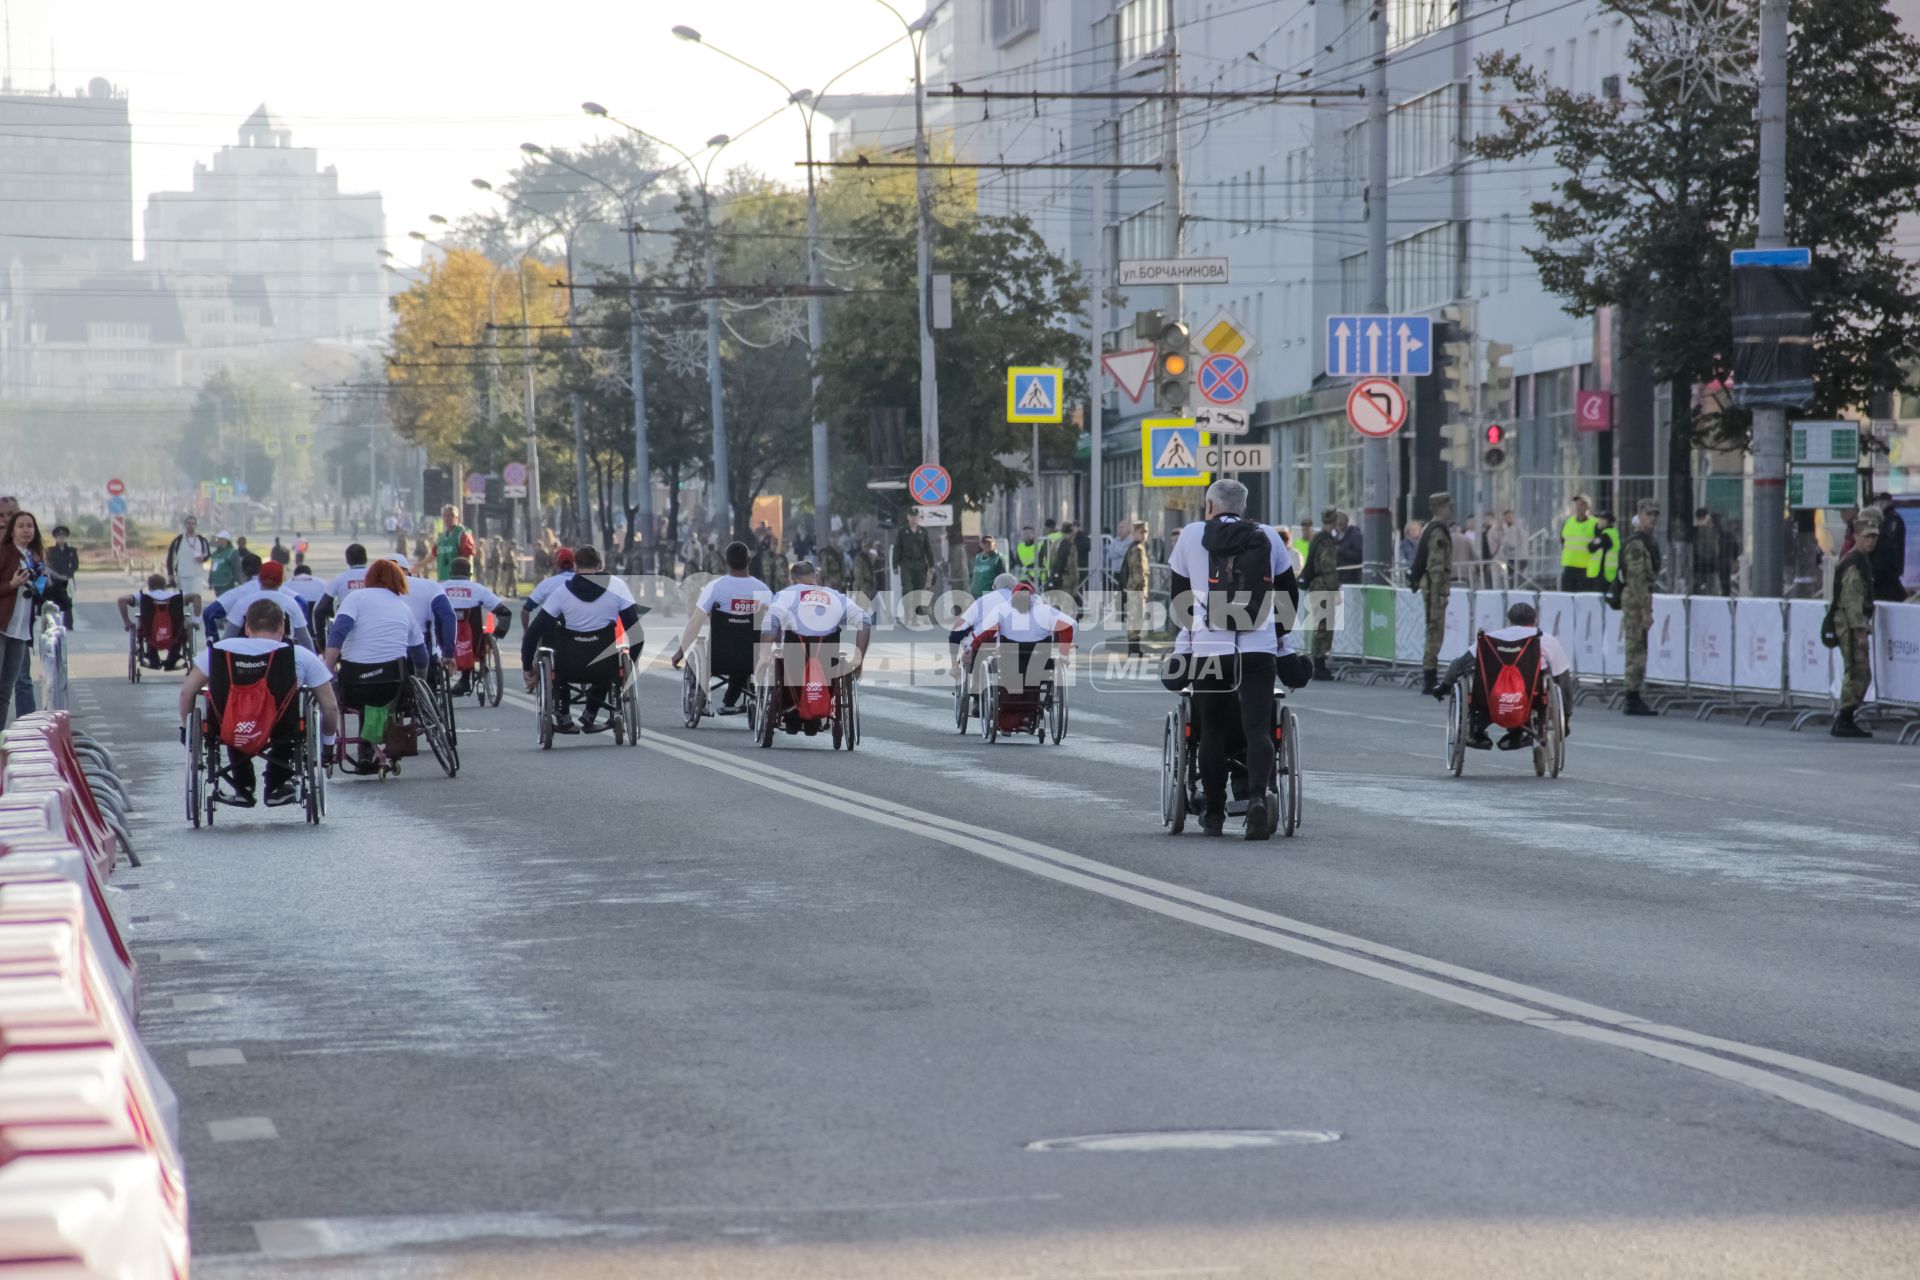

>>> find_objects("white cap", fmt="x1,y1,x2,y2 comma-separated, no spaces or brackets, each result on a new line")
216,529,233,540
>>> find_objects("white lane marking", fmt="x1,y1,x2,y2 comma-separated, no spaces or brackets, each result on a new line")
1579,740,1726,762
153,945,206,962
188,1047,247,1067
208,1116,278,1142
638,728,1920,1151
171,993,228,1012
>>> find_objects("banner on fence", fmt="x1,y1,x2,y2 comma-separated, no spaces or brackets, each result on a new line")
1365,586,1398,661
1538,592,1577,666
1785,599,1837,699
1647,596,1687,684
1573,596,1609,676
1442,590,1470,662
1687,596,1735,689
1876,601,1920,705
1733,599,1785,693
1472,590,1507,647
1335,585,1364,658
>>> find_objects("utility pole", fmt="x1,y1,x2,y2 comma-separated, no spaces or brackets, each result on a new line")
1361,2,1392,584
623,221,653,566
703,186,731,535
1749,0,1789,598
1090,169,1106,606
1163,7,1183,325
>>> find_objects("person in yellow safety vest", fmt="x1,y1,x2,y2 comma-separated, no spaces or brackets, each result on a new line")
1013,526,1041,586
1559,494,1597,593
1590,510,1621,589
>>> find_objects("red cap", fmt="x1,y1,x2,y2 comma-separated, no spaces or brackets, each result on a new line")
555,547,576,570
257,561,285,588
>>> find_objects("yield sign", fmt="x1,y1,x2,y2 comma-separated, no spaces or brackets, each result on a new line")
1101,347,1155,403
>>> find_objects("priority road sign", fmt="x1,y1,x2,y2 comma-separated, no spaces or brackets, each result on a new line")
105,478,126,496
1142,418,1209,488
1196,352,1250,407
909,463,951,506
1345,378,1409,438
1007,366,1065,423
1326,314,1432,377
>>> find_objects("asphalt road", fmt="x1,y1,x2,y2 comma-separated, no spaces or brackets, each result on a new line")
70,563,1920,1278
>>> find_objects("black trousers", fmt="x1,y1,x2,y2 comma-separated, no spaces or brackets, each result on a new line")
1192,651,1277,816
1560,567,1590,593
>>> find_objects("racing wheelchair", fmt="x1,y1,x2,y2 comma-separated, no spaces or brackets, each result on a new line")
956,640,1068,745
1161,687,1301,838
682,611,759,731
753,632,858,750
130,594,193,683
186,646,325,826
333,660,458,780
1445,631,1566,779
532,622,641,749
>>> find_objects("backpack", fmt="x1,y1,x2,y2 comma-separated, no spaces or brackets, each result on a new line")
215,648,297,756
1475,632,1541,731
1488,662,1531,729
454,609,477,671
1200,517,1273,632
794,650,834,720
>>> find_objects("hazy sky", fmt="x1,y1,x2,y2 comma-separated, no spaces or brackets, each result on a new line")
5,0,921,261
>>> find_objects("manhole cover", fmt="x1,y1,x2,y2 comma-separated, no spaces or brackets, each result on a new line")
1025,1129,1341,1153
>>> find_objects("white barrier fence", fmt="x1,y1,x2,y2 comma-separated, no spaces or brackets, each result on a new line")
1330,585,1920,724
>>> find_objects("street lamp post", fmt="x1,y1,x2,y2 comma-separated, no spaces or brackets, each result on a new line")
583,104,735,535
476,171,592,544
523,144,664,568
472,179,554,541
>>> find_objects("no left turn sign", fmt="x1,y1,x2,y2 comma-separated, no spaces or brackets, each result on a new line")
1346,377,1408,438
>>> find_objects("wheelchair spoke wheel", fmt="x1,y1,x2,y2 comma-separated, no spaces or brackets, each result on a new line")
981,683,999,743
128,636,140,684
1278,705,1301,837
303,702,325,825
411,677,458,777
682,650,704,729
623,663,642,747
1048,679,1069,744
186,716,204,827
1447,683,1468,777
536,652,555,750
485,641,505,707
755,686,776,748
1546,684,1566,779
953,674,969,734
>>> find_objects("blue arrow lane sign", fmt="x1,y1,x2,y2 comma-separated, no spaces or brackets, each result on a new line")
1325,314,1432,377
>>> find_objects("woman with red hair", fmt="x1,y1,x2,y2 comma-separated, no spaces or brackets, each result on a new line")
324,558,426,765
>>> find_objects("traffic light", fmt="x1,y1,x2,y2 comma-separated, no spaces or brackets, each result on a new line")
1483,422,1508,468
1439,422,1472,471
1154,319,1193,412
1485,340,1515,419
1436,327,1473,422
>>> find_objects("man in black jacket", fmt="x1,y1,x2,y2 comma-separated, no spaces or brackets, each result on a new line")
1869,494,1908,602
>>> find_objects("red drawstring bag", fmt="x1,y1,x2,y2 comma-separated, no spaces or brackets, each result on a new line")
1488,662,1530,729
454,613,476,670
794,651,834,720
151,606,175,649
216,649,297,755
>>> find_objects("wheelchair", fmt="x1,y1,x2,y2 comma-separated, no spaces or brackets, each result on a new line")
453,607,505,709
185,650,324,827
532,624,641,749
129,595,193,683
1445,632,1566,779
681,616,759,731
753,633,858,750
958,641,1067,745
1160,689,1301,837
334,661,458,780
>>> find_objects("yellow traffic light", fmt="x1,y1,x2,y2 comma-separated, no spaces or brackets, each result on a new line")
1163,351,1189,377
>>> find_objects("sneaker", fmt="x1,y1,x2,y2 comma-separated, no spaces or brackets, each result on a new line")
1496,728,1532,751
1623,694,1658,717
264,783,298,807
717,704,744,716
1199,811,1226,837
1244,795,1273,841
1467,731,1494,750
552,718,580,735
216,786,256,808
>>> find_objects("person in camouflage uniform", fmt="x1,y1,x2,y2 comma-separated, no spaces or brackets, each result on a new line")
704,530,728,579
1408,493,1454,695
852,537,878,600
1829,511,1880,738
818,533,847,593
1617,499,1662,716
894,512,932,595
1303,506,1343,681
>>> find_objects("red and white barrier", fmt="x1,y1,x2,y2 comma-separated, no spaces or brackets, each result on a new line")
0,712,186,1279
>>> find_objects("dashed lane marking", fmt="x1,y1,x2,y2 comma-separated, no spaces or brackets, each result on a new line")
188,1048,247,1067
208,1116,278,1142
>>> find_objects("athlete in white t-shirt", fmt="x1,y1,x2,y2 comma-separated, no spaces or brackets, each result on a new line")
1437,599,1575,749
670,539,770,713
759,561,872,686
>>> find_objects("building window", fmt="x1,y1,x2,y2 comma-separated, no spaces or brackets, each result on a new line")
1388,222,1463,312
990,0,1039,45
1389,0,1452,51
1390,84,1463,181
1116,0,1168,68
1118,98,1168,166
1118,204,1167,262
1340,252,1368,313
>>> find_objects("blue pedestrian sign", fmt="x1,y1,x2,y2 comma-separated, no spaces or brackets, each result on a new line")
1142,418,1209,488
1325,314,1432,377
909,463,951,506
107,495,128,516
1007,366,1066,424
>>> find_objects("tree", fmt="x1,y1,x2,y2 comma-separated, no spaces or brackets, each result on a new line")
178,369,309,501
813,203,1088,519
1474,0,1920,528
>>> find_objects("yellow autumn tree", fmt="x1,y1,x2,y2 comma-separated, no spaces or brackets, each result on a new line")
385,248,567,460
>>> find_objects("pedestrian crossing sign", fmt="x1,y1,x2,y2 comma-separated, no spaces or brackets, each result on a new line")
1142,417,1210,488
1007,366,1066,423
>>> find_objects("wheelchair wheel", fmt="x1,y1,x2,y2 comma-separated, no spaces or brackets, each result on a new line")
834,678,858,751
1544,683,1566,779
128,634,140,684
755,684,777,748
621,655,642,747
1161,703,1188,833
185,715,205,827
1277,703,1301,837
981,681,1000,744
411,676,458,777
682,647,706,729
535,650,555,750
1446,681,1468,777
953,671,970,734
1048,677,1069,745
303,699,326,825
437,674,461,766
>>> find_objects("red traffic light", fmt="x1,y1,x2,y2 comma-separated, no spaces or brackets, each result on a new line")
1484,422,1505,445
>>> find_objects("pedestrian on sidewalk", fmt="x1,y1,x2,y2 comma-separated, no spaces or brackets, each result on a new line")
46,525,78,630
1828,511,1880,738
0,510,49,729
1614,500,1662,716
1120,522,1151,657
969,535,1007,597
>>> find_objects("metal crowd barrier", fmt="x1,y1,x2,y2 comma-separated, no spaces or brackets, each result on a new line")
1325,583,1920,741
33,610,71,714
